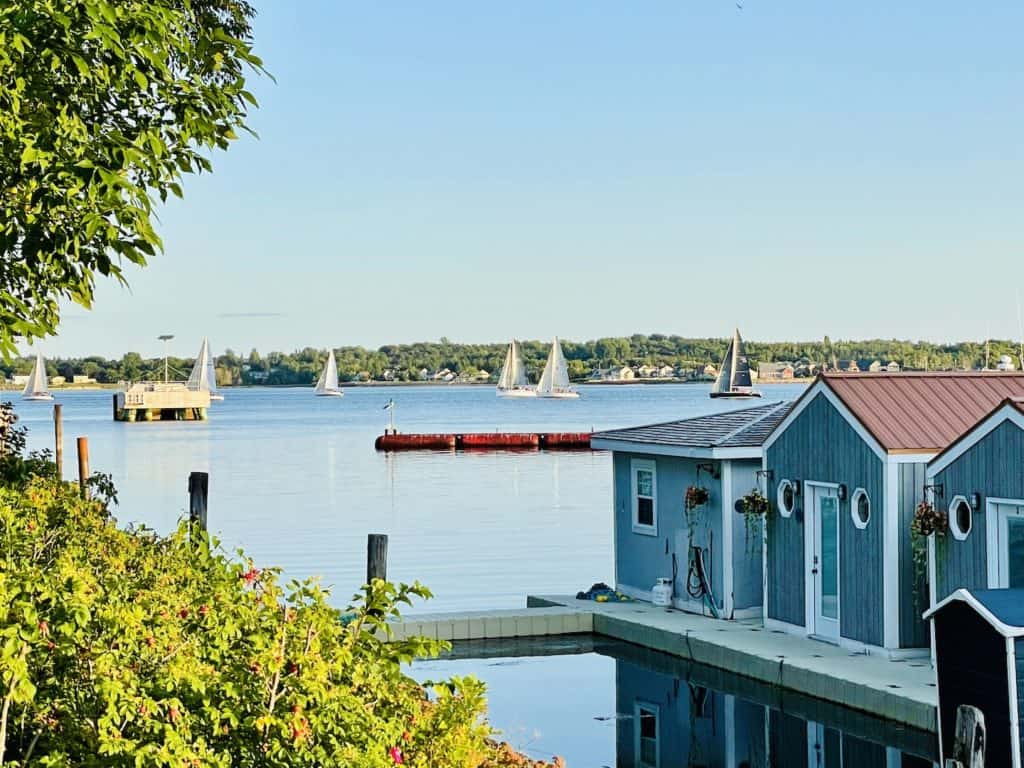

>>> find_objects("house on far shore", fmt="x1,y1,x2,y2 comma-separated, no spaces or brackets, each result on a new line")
591,401,792,620
657,364,676,379
758,362,795,381
590,366,635,382
72,375,96,385
11,374,30,386
50,376,66,386
762,371,1024,657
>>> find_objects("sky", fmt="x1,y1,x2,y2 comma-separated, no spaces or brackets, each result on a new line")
44,1,1024,359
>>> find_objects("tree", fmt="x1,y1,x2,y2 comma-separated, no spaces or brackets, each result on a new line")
0,0,264,355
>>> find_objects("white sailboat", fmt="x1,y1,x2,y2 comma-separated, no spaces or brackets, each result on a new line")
536,337,579,399
187,338,224,401
496,339,535,398
22,352,53,401
315,350,344,397
710,328,761,399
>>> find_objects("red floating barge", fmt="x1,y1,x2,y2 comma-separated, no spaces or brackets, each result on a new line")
374,432,592,451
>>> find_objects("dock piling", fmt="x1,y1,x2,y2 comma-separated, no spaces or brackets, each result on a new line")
367,533,388,583
188,471,209,534
76,437,89,498
946,704,985,768
53,404,63,481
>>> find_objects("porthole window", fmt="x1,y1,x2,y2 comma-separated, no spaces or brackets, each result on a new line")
777,479,795,518
949,495,972,541
851,488,870,529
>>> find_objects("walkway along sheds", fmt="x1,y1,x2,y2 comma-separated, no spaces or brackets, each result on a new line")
761,372,1024,654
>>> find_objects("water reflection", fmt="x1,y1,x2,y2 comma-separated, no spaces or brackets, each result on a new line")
420,638,937,767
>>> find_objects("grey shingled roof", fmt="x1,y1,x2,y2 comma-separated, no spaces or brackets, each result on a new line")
593,400,793,450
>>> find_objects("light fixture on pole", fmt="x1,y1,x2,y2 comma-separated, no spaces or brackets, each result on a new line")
158,335,174,383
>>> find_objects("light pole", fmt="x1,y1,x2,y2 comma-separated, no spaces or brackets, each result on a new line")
158,335,174,383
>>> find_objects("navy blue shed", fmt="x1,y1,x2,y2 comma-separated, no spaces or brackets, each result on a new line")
924,588,1024,768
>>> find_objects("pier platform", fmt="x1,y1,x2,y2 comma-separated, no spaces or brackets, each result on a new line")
114,384,209,422
389,597,937,731
374,431,592,451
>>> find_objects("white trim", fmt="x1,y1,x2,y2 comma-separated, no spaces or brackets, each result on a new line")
724,695,736,768
762,380,887,460
777,478,795,518
1009,635,1022,768
762,455,770,627
722,460,735,619
615,582,761,619
883,460,900,649
807,482,841,643
590,438,762,460
948,494,972,541
631,458,658,536
850,486,871,530
928,405,1024,477
928,533,938,667
887,452,938,464
924,587,1024,637
986,498,1024,589
885,747,901,768
634,700,660,768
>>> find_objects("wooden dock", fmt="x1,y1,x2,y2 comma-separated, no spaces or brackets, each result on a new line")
387,606,593,642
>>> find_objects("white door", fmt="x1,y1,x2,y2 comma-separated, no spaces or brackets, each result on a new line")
810,485,840,641
990,501,1024,588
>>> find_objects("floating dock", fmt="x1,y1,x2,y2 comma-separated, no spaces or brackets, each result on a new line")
374,431,592,451
113,384,210,422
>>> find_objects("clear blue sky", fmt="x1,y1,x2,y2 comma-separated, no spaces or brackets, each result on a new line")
47,1,1024,359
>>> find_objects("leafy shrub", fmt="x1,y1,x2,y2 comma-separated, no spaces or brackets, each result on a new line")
0,480,495,766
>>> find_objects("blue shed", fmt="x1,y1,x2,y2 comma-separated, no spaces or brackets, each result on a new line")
926,398,1024,606
762,372,1024,655
591,401,790,619
924,588,1024,768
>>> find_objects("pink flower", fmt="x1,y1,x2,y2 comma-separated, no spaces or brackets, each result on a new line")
389,746,404,764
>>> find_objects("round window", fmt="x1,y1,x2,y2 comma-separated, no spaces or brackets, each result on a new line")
851,488,870,529
777,480,795,518
949,496,972,540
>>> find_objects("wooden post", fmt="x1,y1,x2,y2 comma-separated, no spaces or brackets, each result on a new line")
945,704,985,768
76,437,89,498
53,404,63,481
188,471,209,533
112,393,118,421
367,533,388,583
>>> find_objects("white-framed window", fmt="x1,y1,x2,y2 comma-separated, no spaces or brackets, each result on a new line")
631,459,657,535
777,479,795,518
851,488,870,530
949,495,972,541
634,701,659,768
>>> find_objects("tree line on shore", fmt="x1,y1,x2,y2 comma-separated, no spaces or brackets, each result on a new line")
8,335,1023,386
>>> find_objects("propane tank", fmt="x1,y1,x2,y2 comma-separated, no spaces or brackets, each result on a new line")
652,577,673,607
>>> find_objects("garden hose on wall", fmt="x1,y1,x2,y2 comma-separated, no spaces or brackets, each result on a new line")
686,540,720,619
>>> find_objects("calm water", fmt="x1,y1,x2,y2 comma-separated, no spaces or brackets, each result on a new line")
12,383,806,613
412,638,938,767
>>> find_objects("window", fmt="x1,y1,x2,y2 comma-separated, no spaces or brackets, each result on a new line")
635,701,659,768
631,460,657,535
851,488,870,529
777,479,795,518
950,496,972,540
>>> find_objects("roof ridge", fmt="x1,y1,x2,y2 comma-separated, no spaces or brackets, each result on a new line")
712,400,790,446
596,401,782,436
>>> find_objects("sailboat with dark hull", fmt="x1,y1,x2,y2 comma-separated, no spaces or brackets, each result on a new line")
710,329,762,399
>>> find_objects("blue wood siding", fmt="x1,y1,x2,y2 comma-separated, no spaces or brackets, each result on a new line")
765,393,885,646
898,463,930,648
933,420,1024,600
730,461,765,612
613,452,724,608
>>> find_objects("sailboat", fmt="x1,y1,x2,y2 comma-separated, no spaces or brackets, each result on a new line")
314,349,344,397
187,338,224,401
536,337,579,399
710,328,761,399
496,339,535,398
22,352,54,401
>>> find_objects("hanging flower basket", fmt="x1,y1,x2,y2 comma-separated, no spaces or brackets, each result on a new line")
685,485,709,511
737,489,769,517
911,500,946,538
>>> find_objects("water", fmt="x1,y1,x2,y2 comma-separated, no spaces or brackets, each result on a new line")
412,638,938,767
12,383,807,613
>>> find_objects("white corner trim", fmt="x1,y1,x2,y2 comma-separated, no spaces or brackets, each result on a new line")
924,588,1024,638
928,405,1024,477
883,462,900,649
762,380,887,460
928,533,938,666
762,454,770,627
721,460,735,619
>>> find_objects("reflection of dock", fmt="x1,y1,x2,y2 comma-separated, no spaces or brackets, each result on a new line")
113,384,210,422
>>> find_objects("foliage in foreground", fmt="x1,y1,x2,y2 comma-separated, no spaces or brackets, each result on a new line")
0,480,495,767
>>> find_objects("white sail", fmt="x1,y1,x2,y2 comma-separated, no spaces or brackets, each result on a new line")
315,350,342,396
536,337,578,398
187,338,212,391
497,340,533,395
22,352,52,400
711,333,735,395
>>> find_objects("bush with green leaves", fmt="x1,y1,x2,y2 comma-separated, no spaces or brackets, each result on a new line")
0,479,498,767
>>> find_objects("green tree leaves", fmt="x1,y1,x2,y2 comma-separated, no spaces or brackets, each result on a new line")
0,0,264,356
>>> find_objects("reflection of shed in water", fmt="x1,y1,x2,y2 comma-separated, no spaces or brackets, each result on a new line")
610,641,936,768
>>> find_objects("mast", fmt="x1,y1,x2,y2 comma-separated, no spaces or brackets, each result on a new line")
729,328,740,389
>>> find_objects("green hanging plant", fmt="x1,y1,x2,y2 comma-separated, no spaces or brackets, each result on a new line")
736,489,769,555
684,485,709,546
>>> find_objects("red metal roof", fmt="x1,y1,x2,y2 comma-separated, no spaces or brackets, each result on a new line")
820,372,1024,452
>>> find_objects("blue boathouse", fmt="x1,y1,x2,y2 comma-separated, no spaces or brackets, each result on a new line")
926,398,1024,605
762,372,1024,655
592,401,791,619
